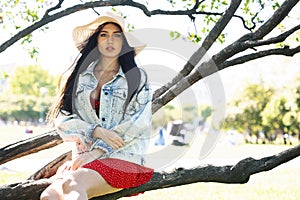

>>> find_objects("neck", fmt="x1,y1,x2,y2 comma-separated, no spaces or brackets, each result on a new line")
96,57,120,72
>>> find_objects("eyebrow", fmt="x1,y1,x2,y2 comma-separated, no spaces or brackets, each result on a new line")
100,30,122,33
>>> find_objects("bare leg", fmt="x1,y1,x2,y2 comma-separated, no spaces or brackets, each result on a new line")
40,179,64,200
61,168,122,200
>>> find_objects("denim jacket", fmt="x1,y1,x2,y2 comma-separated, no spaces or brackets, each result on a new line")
55,60,152,165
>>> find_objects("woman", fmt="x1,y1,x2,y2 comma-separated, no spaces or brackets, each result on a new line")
40,12,153,200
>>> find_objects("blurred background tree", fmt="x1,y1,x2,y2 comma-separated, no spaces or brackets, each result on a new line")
0,65,58,123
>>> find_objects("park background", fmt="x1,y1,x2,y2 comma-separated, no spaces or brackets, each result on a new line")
1,1,300,199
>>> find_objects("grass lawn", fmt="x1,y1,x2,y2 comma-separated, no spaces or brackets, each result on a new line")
1,125,299,199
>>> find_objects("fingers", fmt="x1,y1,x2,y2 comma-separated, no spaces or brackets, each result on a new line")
57,161,72,175
72,159,82,170
110,135,125,150
100,130,125,150
115,137,125,149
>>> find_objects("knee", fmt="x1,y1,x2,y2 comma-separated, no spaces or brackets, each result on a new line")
62,177,83,194
40,188,59,200
62,178,74,194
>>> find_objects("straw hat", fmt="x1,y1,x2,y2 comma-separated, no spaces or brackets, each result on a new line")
72,12,145,54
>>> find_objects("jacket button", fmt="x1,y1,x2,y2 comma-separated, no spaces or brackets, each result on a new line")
104,92,108,95
102,118,106,121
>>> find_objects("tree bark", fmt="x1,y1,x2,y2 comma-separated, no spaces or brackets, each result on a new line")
28,151,71,180
0,130,62,165
0,144,299,200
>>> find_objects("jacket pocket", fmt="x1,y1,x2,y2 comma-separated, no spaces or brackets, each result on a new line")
75,83,95,96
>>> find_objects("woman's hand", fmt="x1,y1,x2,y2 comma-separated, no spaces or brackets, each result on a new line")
55,148,104,178
94,127,125,150
71,148,105,170
56,160,74,177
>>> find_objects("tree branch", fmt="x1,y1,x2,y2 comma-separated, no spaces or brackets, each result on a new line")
125,0,222,16
0,0,223,53
99,144,300,199
154,0,300,113
152,41,300,111
1,144,299,200
0,130,62,165
43,0,65,18
219,45,300,70
244,24,300,47
210,0,299,71
28,151,71,180
252,0,299,40
152,0,299,112
151,0,242,107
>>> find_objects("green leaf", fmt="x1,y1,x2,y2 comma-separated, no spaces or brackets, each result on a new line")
169,31,180,40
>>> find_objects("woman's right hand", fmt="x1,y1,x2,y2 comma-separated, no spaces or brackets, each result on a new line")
56,160,73,176
94,127,125,150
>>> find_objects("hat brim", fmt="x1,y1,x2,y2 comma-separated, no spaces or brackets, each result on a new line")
72,14,145,55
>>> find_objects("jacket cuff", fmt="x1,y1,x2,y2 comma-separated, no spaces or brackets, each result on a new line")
90,139,114,154
85,124,99,143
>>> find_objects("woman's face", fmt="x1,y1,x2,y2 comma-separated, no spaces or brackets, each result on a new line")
97,23,123,59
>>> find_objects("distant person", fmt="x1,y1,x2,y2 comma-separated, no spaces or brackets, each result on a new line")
169,120,187,146
40,12,153,200
155,127,165,146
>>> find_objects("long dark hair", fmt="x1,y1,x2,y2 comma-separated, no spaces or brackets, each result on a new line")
47,22,141,122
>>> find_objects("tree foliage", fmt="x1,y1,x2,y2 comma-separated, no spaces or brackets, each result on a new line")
224,82,274,134
224,77,300,142
0,65,57,122
9,65,57,97
0,94,39,121
0,93,54,122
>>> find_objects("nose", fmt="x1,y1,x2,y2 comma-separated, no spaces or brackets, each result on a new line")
107,35,113,44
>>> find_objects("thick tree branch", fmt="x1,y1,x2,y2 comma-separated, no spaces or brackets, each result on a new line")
28,151,71,180
0,130,62,165
214,0,299,65
99,144,300,199
252,0,299,40
1,144,299,200
0,179,53,200
219,45,300,70
245,24,300,48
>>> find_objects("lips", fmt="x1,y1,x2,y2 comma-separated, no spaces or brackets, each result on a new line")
106,46,115,51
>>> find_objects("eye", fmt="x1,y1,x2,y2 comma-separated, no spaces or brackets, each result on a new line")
99,33,108,37
113,33,122,38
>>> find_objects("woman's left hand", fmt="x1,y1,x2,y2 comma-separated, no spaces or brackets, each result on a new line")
72,148,105,170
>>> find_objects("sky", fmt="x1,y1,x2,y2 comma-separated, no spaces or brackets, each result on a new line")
1,1,300,107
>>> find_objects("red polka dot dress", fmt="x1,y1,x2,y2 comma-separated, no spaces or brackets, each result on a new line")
82,158,154,188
